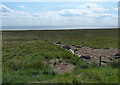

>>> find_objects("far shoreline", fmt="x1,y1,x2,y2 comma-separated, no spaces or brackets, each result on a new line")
1,28,119,32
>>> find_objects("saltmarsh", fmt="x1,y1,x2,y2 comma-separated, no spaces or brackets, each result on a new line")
2,29,119,83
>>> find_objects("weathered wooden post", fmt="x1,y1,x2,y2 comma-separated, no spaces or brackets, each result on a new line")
99,56,102,66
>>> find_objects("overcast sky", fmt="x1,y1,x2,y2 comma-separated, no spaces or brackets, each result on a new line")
1,2,118,28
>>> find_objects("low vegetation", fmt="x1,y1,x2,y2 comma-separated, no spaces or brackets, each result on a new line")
3,40,94,83
3,29,118,48
2,29,119,83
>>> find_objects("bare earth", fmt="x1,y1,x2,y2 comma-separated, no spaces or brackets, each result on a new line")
70,46,119,64
43,42,119,74
44,58,76,74
54,42,119,65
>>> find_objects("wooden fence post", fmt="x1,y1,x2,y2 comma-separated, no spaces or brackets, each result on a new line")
99,56,102,66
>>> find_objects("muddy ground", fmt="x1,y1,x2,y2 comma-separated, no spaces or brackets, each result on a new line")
71,46,119,64
43,42,119,74
54,42,119,65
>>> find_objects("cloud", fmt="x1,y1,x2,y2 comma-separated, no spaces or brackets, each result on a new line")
0,4,14,12
1,5,34,26
97,13,112,16
57,3,110,18
58,9,87,16
1,4,117,27
79,3,106,12
19,5,25,9
114,8,118,11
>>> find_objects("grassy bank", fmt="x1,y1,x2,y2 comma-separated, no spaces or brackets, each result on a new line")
3,40,94,83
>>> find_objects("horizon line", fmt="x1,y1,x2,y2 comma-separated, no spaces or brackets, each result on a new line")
1,28,119,31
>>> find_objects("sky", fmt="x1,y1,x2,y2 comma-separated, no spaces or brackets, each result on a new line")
0,2,118,28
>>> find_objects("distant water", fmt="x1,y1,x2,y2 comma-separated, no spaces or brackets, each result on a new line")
2,26,117,31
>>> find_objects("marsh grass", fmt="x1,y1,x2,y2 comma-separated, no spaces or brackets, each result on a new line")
2,29,119,83
44,66,118,83
3,40,95,83
3,29,118,48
